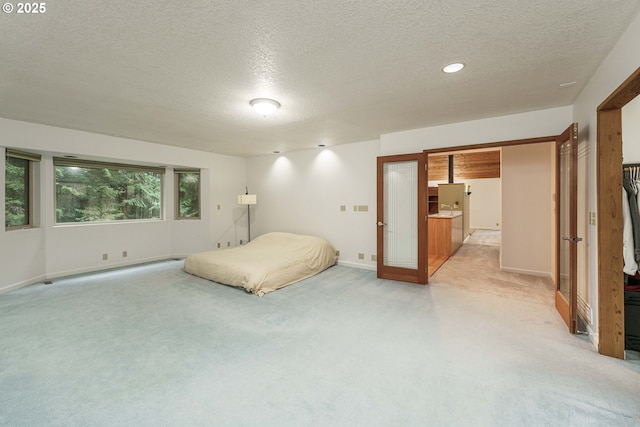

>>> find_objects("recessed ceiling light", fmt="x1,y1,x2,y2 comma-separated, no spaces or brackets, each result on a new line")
559,81,577,88
250,98,281,116
442,63,465,74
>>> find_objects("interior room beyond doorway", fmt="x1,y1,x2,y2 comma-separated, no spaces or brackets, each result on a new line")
431,228,555,305
426,141,557,301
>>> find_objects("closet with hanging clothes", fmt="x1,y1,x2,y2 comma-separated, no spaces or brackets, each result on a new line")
623,163,640,352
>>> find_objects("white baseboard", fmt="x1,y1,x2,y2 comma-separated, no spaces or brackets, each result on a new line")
337,260,376,271
0,274,47,296
500,266,552,279
45,255,172,281
586,324,598,351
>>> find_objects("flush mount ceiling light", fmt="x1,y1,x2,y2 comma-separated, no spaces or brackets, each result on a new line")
442,62,465,74
250,98,281,116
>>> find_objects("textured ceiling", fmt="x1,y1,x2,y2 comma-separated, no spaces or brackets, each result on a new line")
1,1,640,157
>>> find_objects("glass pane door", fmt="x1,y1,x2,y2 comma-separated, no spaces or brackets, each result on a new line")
556,123,578,333
558,141,571,302
383,160,418,269
376,153,427,284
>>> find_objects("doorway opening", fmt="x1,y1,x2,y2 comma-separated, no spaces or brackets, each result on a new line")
597,66,640,359
426,148,501,276
424,133,580,322
425,138,557,278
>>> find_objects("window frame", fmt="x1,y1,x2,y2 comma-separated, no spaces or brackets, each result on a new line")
174,169,201,220
53,157,165,225
5,149,40,231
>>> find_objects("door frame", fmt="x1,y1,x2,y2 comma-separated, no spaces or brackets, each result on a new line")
376,153,428,284
597,66,640,359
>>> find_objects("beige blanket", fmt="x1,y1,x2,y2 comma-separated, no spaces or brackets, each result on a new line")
184,232,337,296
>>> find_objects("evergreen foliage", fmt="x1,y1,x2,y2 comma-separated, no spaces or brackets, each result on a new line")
55,166,161,223
177,172,200,218
5,157,28,227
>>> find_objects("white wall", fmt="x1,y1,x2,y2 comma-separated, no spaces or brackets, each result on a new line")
246,107,571,273
467,178,501,230
247,140,379,270
380,106,572,154
501,143,554,277
623,94,640,162
429,178,501,230
0,118,246,292
572,10,640,343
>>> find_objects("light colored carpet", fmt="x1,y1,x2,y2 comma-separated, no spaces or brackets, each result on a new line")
1,260,639,426
432,229,555,305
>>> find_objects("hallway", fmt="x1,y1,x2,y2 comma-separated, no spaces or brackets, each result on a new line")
430,229,555,306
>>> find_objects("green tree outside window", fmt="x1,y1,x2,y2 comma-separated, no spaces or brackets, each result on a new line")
177,172,200,219
55,165,162,223
5,157,29,227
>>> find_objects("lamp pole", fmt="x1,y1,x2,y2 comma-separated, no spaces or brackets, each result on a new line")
245,187,251,242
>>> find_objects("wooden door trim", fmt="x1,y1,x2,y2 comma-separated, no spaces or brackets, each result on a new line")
376,153,428,284
597,66,640,359
423,135,557,155
597,108,624,358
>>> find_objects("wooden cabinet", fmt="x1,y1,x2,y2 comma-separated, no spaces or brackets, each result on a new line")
428,214,463,258
428,186,439,214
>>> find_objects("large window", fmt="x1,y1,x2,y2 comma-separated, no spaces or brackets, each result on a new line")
5,149,40,230
54,158,164,224
175,169,200,219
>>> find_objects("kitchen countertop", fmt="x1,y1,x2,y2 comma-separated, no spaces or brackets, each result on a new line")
428,212,463,218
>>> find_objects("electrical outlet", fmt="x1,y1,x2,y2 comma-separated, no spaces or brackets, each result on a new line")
240,239,244,245
227,241,231,247
589,211,597,225
122,250,127,258
357,205,368,212
217,204,221,210
371,254,377,261
340,205,346,212
358,253,365,260
102,253,108,261
335,250,340,257
217,242,221,248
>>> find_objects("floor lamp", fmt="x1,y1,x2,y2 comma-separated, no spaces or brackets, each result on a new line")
237,188,257,242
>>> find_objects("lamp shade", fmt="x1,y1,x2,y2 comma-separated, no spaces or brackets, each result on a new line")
237,194,257,205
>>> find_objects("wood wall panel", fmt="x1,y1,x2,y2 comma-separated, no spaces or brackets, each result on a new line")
428,150,500,181
428,155,449,181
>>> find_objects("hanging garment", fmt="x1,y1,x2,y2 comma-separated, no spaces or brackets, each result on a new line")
623,173,640,263
623,187,638,275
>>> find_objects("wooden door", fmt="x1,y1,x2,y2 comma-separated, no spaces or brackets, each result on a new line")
556,123,580,333
376,153,427,284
